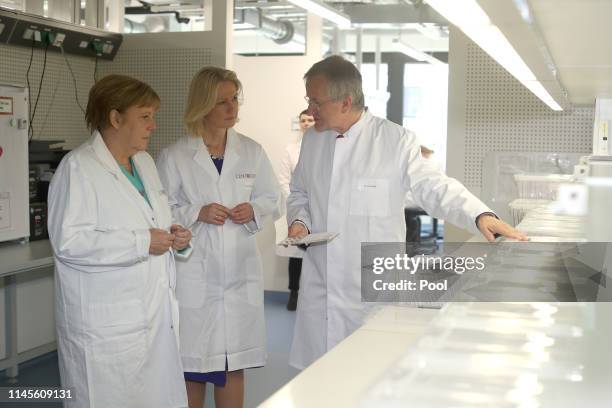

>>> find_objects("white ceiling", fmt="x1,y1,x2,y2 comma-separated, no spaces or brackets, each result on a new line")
529,0,612,105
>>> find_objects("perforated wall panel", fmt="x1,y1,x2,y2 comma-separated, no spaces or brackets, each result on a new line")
0,42,93,148
464,42,593,188
98,48,214,158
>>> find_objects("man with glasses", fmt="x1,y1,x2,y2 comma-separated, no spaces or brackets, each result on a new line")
285,55,526,370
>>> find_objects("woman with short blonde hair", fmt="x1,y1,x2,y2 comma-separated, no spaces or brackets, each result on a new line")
158,66,280,408
184,67,242,137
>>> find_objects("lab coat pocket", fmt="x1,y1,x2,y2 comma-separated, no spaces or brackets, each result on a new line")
93,224,120,232
245,257,264,306
237,177,256,188
88,329,147,406
87,300,145,328
236,177,256,202
349,178,390,217
176,259,207,308
247,278,264,306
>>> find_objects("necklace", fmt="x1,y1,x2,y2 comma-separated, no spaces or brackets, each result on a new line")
203,137,225,157
210,154,224,160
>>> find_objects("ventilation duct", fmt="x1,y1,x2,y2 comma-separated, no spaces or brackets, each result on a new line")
235,8,302,45
123,16,167,33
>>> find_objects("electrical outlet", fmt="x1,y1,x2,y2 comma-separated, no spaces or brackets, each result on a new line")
53,33,65,47
23,28,40,41
90,40,104,56
8,12,122,61
41,30,54,44
102,43,114,54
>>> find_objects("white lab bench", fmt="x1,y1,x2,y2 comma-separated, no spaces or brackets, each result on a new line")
261,209,611,407
260,306,439,408
0,240,55,378
261,301,612,408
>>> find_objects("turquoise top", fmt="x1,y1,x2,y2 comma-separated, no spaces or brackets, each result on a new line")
118,157,151,207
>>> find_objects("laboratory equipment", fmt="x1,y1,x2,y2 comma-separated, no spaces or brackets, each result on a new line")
592,98,612,156
0,84,29,243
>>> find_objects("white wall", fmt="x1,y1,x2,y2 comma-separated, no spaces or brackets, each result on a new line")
233,13,322,291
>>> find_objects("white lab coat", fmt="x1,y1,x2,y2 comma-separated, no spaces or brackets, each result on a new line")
287,110,492,369
278,139,302,200
156,129,280,373
47,132,186,407
275,138,304,258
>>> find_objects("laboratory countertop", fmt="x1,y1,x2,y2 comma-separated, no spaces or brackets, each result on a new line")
260,306,439,408
261,302,612,408
0,239,54,277
262,205,607,408
360,302,612,407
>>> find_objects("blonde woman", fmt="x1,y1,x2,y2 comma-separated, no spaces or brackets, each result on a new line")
157,67,280,408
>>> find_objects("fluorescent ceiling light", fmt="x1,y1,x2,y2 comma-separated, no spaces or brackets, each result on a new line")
287,0,351,28
522,81,562,111
393,39,446,66
426,0,490,27
413,23,449,40
425,0,563,111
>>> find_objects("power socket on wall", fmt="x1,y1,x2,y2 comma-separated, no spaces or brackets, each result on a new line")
1,8,122,60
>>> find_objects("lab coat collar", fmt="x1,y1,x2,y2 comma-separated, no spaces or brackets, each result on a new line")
132,152,164,223
190,128,242,180
339,109,369,139
221,128,242,174
191,136,219,180
90,130,122,175
89,130,156,224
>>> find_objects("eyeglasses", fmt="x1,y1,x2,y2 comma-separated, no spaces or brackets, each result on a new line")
304,96,336,110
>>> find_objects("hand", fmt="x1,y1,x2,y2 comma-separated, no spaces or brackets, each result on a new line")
288,221,308,239
170,224,192,250
230,203,255,224
198,203,231,225
149,228,175,255
477,215,528,242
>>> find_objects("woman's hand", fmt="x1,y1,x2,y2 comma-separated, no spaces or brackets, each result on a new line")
198,203,231,225
170,224,192,250
230,203,255,224
149,228,174,255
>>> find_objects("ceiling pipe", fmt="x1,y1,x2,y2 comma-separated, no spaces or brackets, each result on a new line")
235,8,303,45
123,16,166,33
